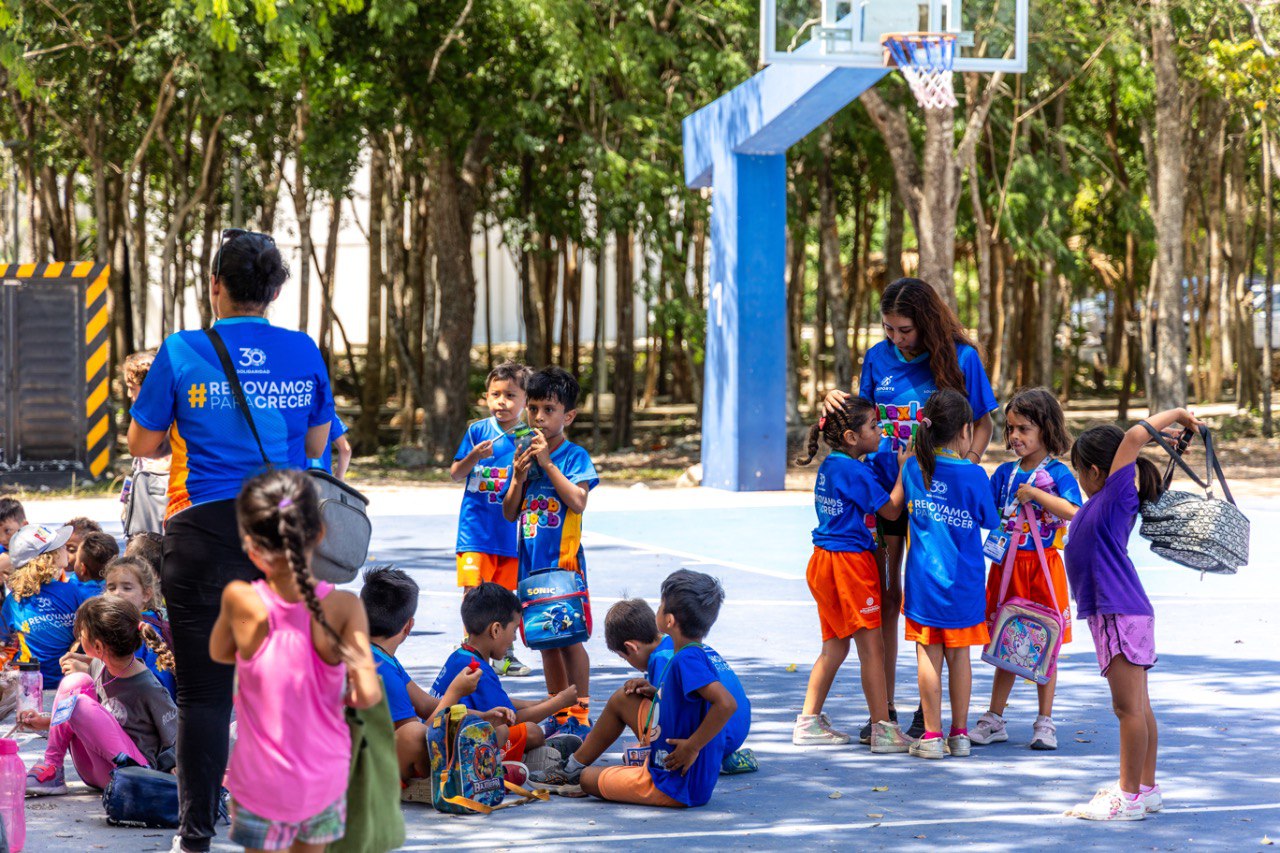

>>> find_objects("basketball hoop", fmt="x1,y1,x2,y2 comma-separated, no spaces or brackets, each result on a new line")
881,33,958,110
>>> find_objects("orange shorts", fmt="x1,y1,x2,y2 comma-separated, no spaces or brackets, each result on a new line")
806,548,882,641
595,764,684,808
985,548,1073,644
456,552,519,590
905,618,990,648
501,721,529,762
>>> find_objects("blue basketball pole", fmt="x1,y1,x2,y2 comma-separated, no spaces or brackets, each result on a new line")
683,65,887,490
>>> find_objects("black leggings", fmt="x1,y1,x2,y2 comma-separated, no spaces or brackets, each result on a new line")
162,499,259,852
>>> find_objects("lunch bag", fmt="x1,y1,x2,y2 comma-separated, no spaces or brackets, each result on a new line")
518,569,592,651
1137,423,1249,575
206,327,371,584
102,754,228,828
425,705,547,815
982,505,1066,686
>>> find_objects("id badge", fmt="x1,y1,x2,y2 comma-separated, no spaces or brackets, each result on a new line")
50,692,78,727
982,529,1011,563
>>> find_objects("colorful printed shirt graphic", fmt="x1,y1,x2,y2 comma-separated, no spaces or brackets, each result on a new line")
989,458,1083,551
811,451,888,552
130,317,334,519
454,417,521,557
857,341,998,489
516,439,599,577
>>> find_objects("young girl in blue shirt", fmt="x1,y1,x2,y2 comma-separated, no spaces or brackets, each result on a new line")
885,390,999,760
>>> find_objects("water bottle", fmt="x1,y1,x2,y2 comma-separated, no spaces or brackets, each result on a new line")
0,738,25,850
17,661,42,720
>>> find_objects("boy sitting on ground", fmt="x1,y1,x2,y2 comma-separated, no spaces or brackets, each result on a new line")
359,566,515,782
72,531,117,595
532,571,749,808
429,584,581,769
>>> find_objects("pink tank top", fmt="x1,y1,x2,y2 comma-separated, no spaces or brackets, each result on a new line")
226,579,350,821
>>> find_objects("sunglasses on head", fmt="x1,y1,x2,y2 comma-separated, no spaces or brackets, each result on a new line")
215,228,276,280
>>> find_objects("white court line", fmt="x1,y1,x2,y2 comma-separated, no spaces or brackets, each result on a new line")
416,589,813,607
400,801,1280,849
583,531,802,580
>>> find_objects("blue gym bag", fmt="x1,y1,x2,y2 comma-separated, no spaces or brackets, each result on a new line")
518,569,592,650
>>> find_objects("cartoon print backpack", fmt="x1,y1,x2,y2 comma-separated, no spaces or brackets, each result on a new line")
518,569,592,651
425,704,547,815
982,505,1066,685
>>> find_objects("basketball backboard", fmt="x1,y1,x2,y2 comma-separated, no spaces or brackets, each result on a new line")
761,0,1028,73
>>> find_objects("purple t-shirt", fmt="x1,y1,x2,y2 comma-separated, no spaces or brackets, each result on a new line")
1063,463,1153,618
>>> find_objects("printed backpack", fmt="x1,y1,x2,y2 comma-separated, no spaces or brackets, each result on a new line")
518,569,592,650
425,705,549,815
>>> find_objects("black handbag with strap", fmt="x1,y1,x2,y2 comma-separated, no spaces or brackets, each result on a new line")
1137,422,1249,575
205,327,370,583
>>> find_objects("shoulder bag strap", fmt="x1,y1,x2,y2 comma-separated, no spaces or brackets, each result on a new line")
995,518,1021,606
1198,426,1237,505
1139,420,1209,490
205,327,270,467
1021,504,1061,614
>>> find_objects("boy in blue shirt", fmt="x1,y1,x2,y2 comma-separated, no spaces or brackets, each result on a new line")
0,498,28,590
502,367,599,734
71,531,116,595
359,568,512,786
452,361,533,677
429,584,581,769
532,593,752,799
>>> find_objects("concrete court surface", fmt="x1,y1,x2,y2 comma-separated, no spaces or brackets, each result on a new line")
14,483,1280,851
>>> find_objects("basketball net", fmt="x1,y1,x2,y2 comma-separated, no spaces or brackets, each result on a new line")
882,33,958,111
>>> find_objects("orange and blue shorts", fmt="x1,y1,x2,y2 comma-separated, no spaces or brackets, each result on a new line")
984,547,1073,644
905,618,990,649
805,547,881,642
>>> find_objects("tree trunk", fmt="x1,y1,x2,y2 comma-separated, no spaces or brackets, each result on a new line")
819,126,853,389
612,230,635,450
1149,0,1189,411
357,141,387,453
885,190,904,286
591,207,608,449
1263,121,1275,436
786,169,810,418
318,194,341,373
1037,258,1056,388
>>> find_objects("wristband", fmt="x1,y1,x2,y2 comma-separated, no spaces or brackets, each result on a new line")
965,450,980,461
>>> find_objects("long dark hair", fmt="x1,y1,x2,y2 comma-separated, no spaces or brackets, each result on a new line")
1005,387,1071,456
236,470,342,647
75,596,174,672
915,389,973,489
880,278,979,394
796,398,878,465
213,231,288,309
1070,425,1164,502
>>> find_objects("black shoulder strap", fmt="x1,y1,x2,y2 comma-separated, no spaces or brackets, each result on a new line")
205,327,271,467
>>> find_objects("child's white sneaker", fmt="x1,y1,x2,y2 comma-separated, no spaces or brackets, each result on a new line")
969,711,1008,745
1068,788,1146,821
1141,784,1164,813
945,733,972,757
1030,715,1057,750
908,735,945,760
792,713,852,745
869,721,910,754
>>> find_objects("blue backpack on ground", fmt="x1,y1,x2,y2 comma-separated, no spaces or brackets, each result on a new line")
102,753,229,828
518,569,592,650
425,705,548,815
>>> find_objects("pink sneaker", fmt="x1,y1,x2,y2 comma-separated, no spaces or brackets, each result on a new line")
26,762,67,796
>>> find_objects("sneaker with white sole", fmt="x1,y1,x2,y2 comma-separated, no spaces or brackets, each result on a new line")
25,762,67,796
1070,788,1145,821
1030,715,1057,750
969,711,1008,745
905,705,926,740
793,713,852,745
529,762,586,797
1141,784,1164,813
946,733,972,757
544,732,584,765
401,777,432,804
869,721,910,754
860,707,897,744
908,735,945,760
494,650,533,677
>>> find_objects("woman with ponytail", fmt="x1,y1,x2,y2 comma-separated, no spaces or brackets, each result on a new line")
1062,407,1202,822
882,390,999,761
211,469,380,850
822,277,998,740
127,230,335,853
21,596,178,796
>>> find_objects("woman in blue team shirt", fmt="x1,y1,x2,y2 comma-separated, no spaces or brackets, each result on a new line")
127,230,333,853
823,277,998,739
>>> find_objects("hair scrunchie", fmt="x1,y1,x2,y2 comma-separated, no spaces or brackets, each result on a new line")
920,417,932,428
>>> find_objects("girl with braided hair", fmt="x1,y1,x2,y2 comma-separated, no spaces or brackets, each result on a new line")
21,596,178,796
211,469,381,852
792,398,912,754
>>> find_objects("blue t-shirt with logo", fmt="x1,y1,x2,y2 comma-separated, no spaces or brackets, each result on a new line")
989,459,1083,552
373,645,416,724
645,635,751,755
1,579,96,687
454,418,520,557
130,317,334,519
902,456,999,629
429,647,513,713
812,452,889,552
320,414,349,474
858,341,997,489
517,440,599,577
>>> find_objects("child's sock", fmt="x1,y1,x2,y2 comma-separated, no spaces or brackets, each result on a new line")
922,730,943,740
564,754,586,776
949,726,967,737
1121,790,1140,801
1140,784,1158,794
568,699,590,724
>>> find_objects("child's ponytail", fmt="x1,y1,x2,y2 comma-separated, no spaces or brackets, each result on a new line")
9,552,62,600
916,389,973,489
796,397,878,465
139,621,176,672
1136,457,1164,504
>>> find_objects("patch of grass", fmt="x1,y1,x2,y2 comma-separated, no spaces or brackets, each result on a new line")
0,476,123,501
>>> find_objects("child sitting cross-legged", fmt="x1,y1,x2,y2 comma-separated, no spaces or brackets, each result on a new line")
532,571,746,808
428,583,583,777
532,593,752,801
359,567,517,787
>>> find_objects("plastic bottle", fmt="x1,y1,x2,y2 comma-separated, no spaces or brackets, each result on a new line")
16,661,42,719
0,738,25,851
